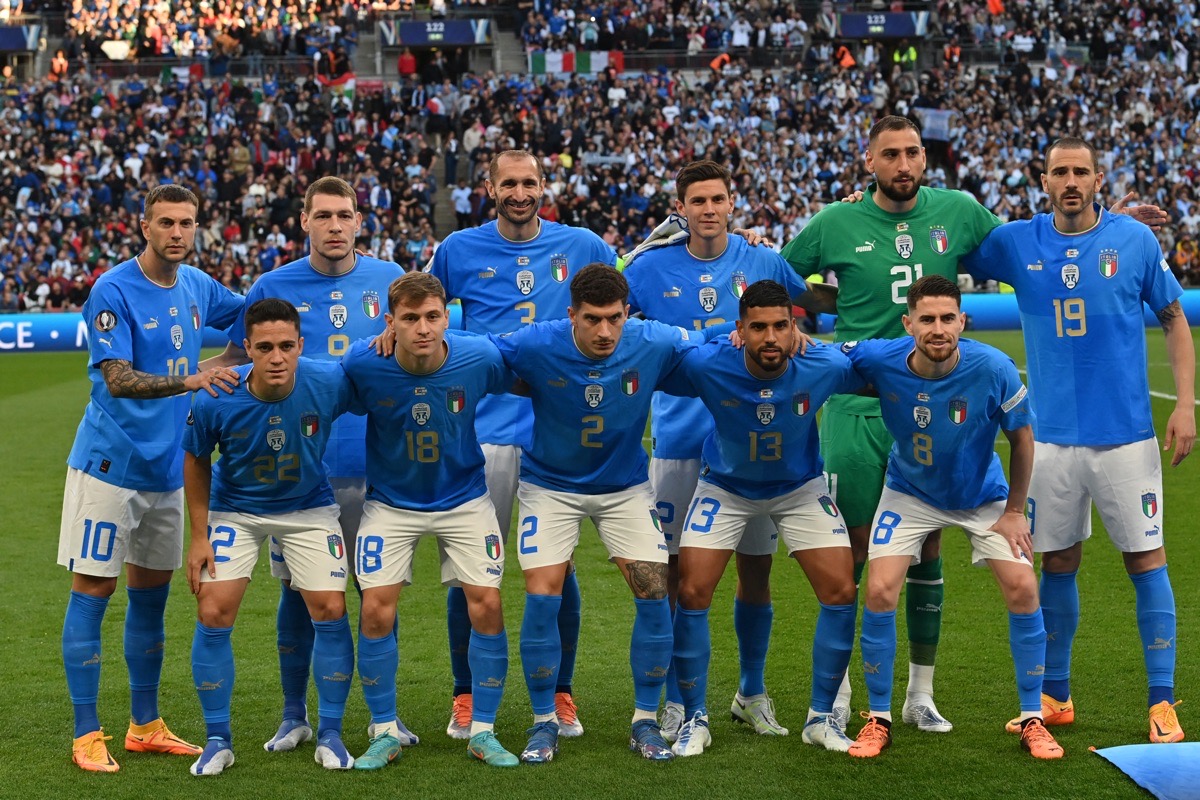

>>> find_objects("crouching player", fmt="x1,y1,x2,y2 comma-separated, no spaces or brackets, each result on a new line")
658,280,863,755
842,275,1062,760
183,298,357,774
340,272,518,769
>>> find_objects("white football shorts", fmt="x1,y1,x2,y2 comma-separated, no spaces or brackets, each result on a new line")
353,493,505,590
867,486,1031,567
203,505,348,592
58,468,183,577
651,457,779,556
1027,438,1165,554
679,476,849,555
515,480,669,570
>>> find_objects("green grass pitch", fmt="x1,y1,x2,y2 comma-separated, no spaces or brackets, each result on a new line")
0,329,1195,800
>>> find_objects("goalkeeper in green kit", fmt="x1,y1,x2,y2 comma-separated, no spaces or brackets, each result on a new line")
779,115,1165,733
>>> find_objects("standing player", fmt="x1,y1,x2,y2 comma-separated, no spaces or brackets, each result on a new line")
779,116,1001,731
183,299,357,775
658,280,863,756
424,150,617,739
624,160,817,740
60,184,245,772
490,264,704,764
781,116,1166,731
341,273,519,769
227,176,415,751
841,275,1062,761
964,137,1194,743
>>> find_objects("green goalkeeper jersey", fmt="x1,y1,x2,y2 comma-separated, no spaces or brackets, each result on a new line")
780,185,1000,414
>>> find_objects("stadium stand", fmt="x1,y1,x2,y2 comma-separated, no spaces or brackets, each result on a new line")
2,0,1197,313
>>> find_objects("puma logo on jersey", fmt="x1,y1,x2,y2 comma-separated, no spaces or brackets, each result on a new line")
855,240,876,253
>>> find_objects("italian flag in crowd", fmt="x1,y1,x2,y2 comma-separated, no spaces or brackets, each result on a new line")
529,50,625,74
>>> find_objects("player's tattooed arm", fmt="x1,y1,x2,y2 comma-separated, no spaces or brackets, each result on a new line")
1156,300,1183,330
102,359,189,398
1158,299,1196,467
101,359,240,399
622,560,668,600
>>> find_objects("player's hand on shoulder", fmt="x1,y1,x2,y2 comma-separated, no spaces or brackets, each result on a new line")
185,366,240,397
794,322,813,357
1110,192,1169,231
187,538,218,594
840,190,865,204
989,509,1033,561
1164,407,1196,467
731,227,775,248
372,326,396,357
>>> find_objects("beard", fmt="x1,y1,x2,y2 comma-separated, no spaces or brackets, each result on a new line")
876,174,920,204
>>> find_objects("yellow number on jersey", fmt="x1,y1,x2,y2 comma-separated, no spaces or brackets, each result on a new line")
581,415,604,448
748,431,782,461
1052,298,1086,337
515,302,536,325
912,433,933,466
405,431,440,462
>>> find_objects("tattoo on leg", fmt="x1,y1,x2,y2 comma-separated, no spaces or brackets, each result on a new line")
624,561,668,599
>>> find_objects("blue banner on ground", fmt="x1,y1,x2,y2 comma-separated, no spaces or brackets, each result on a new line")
1093,743,1200,800
0,304,465,353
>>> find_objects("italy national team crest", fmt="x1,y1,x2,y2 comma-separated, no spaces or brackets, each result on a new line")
362,291,381,319
550,255,569,282
300,414,319,437
792,392,810,416
267,429,286,451
446,388,465,414
621,370,639,395
756,403,775,425
699,287,718,313
1061,264,1080,290
913,406,931,429
949,398,968,424
929,228,949,255
895,234,914,260
516,270,535,295
818,494,840,518
411,403,431,425
327,534,344,559
170,324,184,350
190,304,200,330
585,384,604,408
484,534,501,560
1142,492,1158,518
731,272,748,298
330,304,348,329
1099,249,1118,279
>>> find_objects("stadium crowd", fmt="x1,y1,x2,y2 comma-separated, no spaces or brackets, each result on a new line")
3,0,1199,314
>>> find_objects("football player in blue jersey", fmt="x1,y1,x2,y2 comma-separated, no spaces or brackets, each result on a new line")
59,184,245,772
623,160,820,741
183,298,357,775
424,150,619,738
964,137,1195,744
226,177,415,752
341,273,519,770
657,279,862,756
839,275,1063,761
490,264,705,764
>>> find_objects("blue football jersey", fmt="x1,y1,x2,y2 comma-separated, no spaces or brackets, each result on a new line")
67,258,244,492
183,358,352,514
340,333,513,512
843,337,1033,510
490,318,702,494
661,339,862,500
624,236,809,460
963,207,1182,446
425,220,617,449
227,255,404,478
